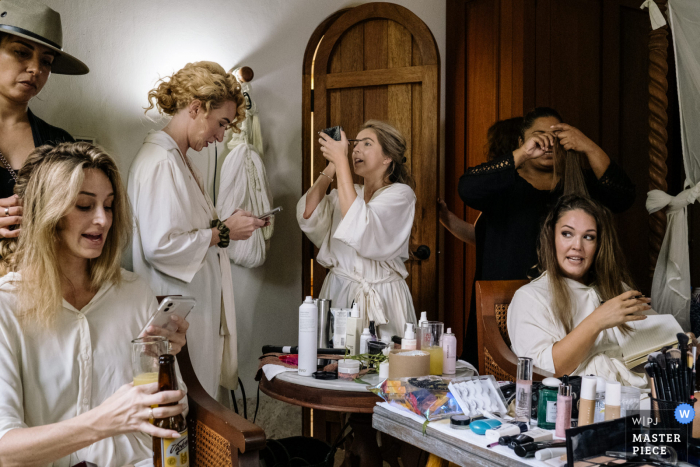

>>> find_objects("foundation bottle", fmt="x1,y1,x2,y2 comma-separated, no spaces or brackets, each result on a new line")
578,375,597,426
604,380,621,420
555,375,572,437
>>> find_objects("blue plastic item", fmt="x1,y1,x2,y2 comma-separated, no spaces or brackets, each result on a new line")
470,419,502,435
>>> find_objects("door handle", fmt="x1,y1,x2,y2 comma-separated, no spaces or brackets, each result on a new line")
412,245,431,261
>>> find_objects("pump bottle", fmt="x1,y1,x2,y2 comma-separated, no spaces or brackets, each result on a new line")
402,323,417,350
345,304,362,356
417,311,428,349
359,328,372,354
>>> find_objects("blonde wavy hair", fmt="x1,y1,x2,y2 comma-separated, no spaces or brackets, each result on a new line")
537,195,635,335
0,143,131,327
145,61,245,132
361,120,416,190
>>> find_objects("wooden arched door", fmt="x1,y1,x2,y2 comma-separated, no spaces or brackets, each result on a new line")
301,3,440,317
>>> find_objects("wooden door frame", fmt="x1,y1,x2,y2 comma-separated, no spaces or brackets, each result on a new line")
301,3,441,315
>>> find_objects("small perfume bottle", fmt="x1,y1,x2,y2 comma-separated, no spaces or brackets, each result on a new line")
555,375,572,437
515,357,533,423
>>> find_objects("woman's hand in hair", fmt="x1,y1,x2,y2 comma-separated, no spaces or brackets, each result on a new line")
141,315,189,355
318,130,349,168
512,133,555,168
551,123,611,178
587,290,651,332
0,195,22,239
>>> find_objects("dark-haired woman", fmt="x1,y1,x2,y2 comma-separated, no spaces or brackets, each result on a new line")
507,196,652,386
458,107,635,364
0,0,88,240
297,120,417,340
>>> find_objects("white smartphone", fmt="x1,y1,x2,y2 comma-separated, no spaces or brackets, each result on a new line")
257,206,283,219
141,296,196,334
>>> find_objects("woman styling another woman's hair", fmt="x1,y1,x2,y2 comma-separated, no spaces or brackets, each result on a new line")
0,0,88,241
458,107,636,364
0,143,188,466
507,195,652,387
297,121,417,340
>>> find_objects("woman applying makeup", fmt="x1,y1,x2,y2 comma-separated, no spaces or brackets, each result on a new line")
0,0,88,240
507,195,652,386
297,120,417,340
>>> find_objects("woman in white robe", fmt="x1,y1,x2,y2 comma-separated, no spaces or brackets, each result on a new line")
298,120,417,340
507,195,652,387
129,62,266,399
0,143,188,467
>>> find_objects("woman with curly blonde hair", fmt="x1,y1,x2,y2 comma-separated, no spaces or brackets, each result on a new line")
0,142,189,466
129,61,265,400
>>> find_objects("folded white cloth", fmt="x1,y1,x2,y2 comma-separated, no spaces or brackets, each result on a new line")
262,364,297,381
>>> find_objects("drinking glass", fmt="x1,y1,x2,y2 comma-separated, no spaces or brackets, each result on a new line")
131,336,168,386
420,321,444,375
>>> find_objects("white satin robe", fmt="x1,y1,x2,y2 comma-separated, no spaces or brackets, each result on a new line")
297,183,417,340
128,131,238,397
507,271,650,388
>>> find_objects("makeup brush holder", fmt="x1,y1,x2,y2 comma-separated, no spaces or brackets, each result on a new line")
649,397,693,461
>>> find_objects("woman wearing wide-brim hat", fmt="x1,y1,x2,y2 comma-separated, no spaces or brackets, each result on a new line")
0,0,88,240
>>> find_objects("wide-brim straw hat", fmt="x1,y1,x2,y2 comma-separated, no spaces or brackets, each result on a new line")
0,0,88,75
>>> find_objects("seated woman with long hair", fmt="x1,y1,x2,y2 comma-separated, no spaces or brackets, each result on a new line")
0,143,188,466
507,195,652,387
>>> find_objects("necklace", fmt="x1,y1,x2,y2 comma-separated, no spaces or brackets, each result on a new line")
0,151,18,184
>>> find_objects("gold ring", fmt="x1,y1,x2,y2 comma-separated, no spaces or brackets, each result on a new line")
149,408,154,420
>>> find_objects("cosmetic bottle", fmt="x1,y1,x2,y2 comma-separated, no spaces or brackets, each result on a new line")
345,304,362,356
514,440,566,458
555,375,572,437
298,296,317,377
359,327,372,354
416,311,428,349
507,428,553,447
442,328,457,374
534,447,567,461
537,377,559,429
484,421,529,441
401,323,417,350
579,375,597,426
605,380,621,420
379,360,389,379
515,357,534,423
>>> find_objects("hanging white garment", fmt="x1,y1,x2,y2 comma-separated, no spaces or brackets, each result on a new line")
297,183,417,340
128,131,238,396
217,143,273,268
508,272,650,388
642,0,700,331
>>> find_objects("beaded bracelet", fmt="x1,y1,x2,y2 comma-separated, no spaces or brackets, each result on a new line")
211,219,230,248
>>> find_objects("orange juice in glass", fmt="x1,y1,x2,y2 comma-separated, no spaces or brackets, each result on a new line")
131,336,168,422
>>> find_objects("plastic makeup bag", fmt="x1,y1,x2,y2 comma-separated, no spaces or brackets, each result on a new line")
368,375,462,422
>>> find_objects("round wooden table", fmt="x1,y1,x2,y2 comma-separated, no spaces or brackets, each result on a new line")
260,371,383,467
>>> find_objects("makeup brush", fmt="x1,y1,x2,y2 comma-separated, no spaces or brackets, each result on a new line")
678,333,690,398
693,346,698,398
650,352,672,401
667,349,682,400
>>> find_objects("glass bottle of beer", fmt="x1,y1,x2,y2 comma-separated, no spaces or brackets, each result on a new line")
153,354,189,467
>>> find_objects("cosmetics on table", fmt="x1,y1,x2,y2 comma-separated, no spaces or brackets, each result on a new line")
470,418,502,435
298,296,318,376
514,440,566,458
579,375,598,426
359,327,372,354
345,304,362,356
534,447,566,461
449,414,471,430
442,328,457,374
556,375,572,437
401,323,417,350
416,311,428,349
484,421,529,441
537,377,560,429
506,428,554,447
604,381,621,421
515,357,534,423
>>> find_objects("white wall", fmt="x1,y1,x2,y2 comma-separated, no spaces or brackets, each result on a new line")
34,0,446,394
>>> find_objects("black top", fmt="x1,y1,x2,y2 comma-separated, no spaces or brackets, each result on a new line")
0,108,74,199
458,153,636,282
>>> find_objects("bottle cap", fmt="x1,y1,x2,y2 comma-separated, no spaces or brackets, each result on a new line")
559,375,572,397
362,327,370,335
404,323,415,339
445,327,454,335
517,357,533,381
419,311,428,323
605,380,621,406
581,375,598,400
542,377,561,388
305,296,314,303
350,303,359,318
596,376,607,394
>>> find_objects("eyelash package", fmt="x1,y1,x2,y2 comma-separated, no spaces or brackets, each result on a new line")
448,375,509,418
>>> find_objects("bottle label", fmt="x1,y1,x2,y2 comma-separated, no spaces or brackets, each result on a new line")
546,400,558,423
160,429,189,466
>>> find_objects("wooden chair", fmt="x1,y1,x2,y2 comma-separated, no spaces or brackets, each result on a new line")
475,281,553,382
156,296,266,466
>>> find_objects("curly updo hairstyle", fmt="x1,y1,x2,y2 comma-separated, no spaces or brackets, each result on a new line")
145,61,246,133
361,120,415,189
